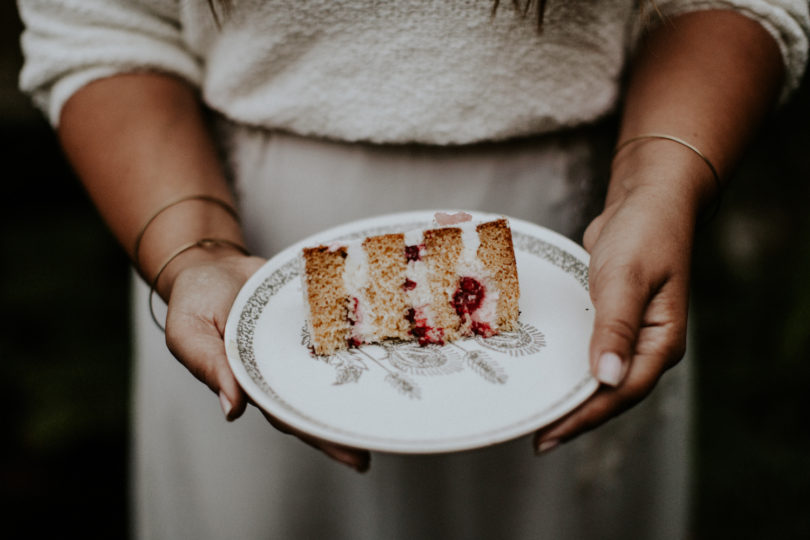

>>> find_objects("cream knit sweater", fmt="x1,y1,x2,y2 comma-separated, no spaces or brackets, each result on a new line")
18,0,809,145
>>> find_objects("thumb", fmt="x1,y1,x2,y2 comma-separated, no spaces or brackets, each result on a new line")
588,265,649,387
582,213,606,253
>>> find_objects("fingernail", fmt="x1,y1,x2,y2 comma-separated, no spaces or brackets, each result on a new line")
535,439,559,455
596,352,625,386
219,391,234,420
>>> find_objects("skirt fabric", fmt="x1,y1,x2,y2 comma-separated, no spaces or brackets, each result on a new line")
131,128,692,539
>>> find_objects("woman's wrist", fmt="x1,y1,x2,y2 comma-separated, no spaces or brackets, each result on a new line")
155,241,253,301
132,193,248,297
609,136,720,222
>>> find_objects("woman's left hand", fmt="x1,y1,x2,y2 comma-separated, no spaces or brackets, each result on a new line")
531,6,786,453
533,180,696,453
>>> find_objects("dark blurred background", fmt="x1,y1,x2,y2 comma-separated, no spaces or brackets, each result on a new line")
2,3,808,539
1,5,131,538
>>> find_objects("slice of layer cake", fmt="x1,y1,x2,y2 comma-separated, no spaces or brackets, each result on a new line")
302,214,520,355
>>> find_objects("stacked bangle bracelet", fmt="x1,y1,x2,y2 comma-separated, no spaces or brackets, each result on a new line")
133,194,241,271
148,237,250,331
133,194,248,332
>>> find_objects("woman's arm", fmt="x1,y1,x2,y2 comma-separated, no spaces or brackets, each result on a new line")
59,74,244,288
534,10,784,451
59,73,370,471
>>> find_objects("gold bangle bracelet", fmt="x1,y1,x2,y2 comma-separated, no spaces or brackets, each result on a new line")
613,133,723,222
148,237,250,332
133,194,241,271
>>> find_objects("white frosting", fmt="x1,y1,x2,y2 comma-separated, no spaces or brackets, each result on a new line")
343,241,375,341
459,223,481,266
471,285,500,328
404,229,423,246
455,223,500,330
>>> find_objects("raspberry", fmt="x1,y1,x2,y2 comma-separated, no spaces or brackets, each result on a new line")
405,244,423,262
452,277,485,317
405,306,444,346
471,320,495,338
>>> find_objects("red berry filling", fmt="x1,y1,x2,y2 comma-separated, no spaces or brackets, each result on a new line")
405,307,444,346
452,277,485,318
405,244,424,262
471,320,495,338
452,277,496,336
347,297,363,347
402,278,417,290
348,296,360,326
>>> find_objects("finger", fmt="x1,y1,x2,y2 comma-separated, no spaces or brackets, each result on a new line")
582,213,606,252
588,264,652,387
533,344,664,452
260,409,371,473
165,312,248,421
534,281,688,451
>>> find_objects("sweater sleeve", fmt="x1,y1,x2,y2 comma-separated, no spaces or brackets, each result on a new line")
18,0,203,126
649,1,810,102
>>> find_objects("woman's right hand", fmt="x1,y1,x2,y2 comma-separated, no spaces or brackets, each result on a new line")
55,73,371,471
162,251,371,472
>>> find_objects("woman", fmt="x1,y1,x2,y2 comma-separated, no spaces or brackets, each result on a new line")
18,1,808,538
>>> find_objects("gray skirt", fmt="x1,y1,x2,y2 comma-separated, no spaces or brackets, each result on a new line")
131,128,691,539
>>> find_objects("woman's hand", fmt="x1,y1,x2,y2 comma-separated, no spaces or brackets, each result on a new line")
531,5,785,452
162,251,371,472
533,179,696,453
56,74,371,472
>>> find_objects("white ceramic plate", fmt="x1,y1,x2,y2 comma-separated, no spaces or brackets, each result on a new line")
225,211,598,454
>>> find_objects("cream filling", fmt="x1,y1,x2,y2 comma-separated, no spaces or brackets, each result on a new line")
456,223,499,330
403,229,433,325
343,241,375,342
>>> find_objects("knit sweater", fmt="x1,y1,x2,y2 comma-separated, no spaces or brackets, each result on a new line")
18,0,810,145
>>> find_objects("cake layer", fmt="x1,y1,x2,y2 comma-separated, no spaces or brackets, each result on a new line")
475,219,520,331
302,245,352,355
361,234,411,343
